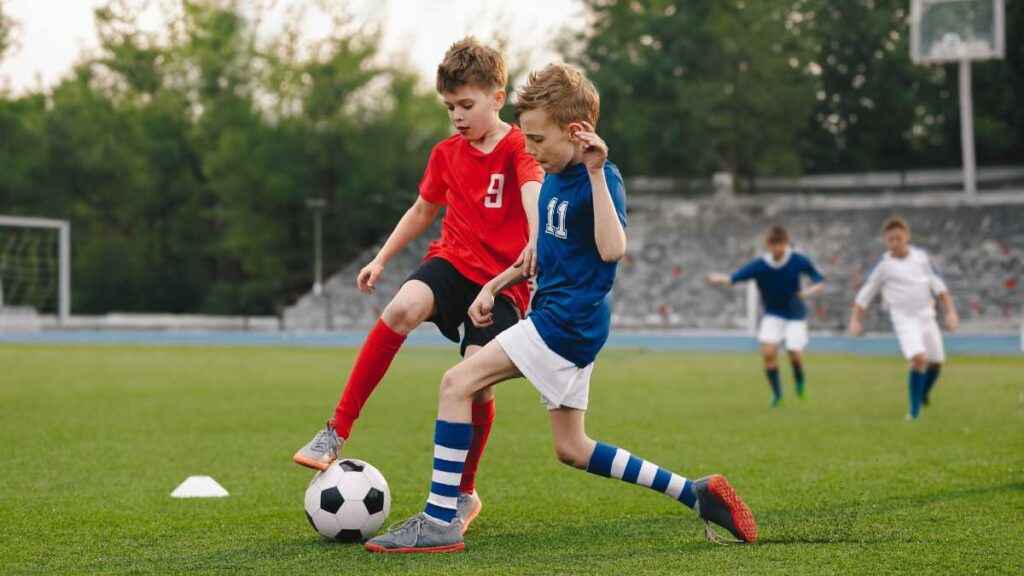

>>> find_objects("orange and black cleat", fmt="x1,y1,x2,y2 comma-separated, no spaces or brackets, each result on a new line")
693,474,758,544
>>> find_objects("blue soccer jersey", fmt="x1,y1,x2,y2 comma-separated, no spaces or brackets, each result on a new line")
730,250,824,320
529,161,628,367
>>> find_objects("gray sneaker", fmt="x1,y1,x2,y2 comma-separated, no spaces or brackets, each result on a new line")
364,513,465,553
455,491,483,535
292,422,344,471
693,474,758,544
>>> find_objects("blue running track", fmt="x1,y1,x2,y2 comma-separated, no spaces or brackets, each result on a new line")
1,329,1019,356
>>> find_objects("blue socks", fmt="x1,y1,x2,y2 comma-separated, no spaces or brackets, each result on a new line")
424,420,472,525
908,370,926,419
766,368,782,406
586,441,697,509
792,361,805,398
923,364,941,405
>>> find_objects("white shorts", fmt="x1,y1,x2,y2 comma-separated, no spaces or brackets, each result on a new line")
495,318,594,411
893,315,945,362
757,315,808,352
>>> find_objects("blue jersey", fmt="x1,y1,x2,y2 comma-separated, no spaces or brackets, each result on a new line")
731,250,824,320
529,161,628,367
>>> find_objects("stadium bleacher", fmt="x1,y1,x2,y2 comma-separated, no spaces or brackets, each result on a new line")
285,191,1024,333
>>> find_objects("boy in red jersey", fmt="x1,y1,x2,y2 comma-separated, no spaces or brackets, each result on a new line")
293,37,543,534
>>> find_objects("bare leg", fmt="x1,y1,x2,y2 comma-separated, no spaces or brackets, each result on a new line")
437,340,520,423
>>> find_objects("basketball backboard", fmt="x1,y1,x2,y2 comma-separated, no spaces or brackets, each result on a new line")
911,0,1005,63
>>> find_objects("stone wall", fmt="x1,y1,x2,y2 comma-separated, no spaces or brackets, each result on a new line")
284,191,1024,333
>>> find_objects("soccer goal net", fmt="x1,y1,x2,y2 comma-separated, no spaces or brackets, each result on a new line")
0,216,70,324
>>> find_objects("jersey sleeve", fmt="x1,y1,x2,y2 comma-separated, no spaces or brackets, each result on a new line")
418,144,448,205
514,142,544,188
730,259,762,284
801,254,825,283
923,253,949,295
606,165,628,228
854,258,885,308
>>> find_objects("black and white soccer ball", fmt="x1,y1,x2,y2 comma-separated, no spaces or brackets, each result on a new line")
304,458,391,542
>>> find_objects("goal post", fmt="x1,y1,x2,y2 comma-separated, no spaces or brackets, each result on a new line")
0,215,71,325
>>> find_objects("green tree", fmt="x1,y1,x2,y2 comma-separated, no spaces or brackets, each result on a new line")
0,1,12,60
573,0,817,179
1,0,448,315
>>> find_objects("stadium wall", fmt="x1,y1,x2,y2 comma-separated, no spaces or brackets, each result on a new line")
284,190,1024,333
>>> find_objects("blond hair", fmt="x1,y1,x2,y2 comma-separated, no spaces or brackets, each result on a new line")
436,37,507,93
514,63,600,128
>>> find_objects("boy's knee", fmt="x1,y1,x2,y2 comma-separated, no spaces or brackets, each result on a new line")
382,298,430,333
439,367,472,404
910,354,928,371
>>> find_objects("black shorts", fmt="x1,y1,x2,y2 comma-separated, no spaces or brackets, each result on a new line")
407,258,520,356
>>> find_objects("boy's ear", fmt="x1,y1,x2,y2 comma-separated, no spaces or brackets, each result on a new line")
568,122,584,137
493,89,507,108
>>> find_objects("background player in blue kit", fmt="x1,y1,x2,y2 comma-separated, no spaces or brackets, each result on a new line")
365,63,757,554
707,226,826,406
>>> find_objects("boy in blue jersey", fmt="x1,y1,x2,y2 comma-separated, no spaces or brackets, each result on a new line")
365,64,757,554
707,226,825,406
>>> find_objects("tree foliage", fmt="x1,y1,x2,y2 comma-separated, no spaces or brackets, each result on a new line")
573,0,1023,179
0,1,447,314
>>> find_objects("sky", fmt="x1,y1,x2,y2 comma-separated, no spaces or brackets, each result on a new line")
0,0,586,94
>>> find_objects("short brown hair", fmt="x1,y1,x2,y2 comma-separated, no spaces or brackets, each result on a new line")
514,63,600,128
766,225,789,245
436,37,507,94
883,216,910,234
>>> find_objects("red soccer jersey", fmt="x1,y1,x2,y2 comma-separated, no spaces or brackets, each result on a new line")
419,125,543,315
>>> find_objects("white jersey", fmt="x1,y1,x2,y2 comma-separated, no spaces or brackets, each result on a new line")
854,246,948,320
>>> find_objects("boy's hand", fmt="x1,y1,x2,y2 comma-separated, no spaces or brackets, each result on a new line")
572,121,608,173
468,289,496,328
848,317,863,337
357,259,384,294
515,243,537,278
706,273,731,286
945,310,960,332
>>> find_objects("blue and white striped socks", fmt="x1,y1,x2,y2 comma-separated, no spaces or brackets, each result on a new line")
424,420,473,525
586,442,697,509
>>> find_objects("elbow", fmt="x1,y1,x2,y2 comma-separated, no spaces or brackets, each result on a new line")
598,239,627,263
599,250,625,263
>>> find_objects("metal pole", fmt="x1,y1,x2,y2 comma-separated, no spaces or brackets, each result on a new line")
313,208,323,296
306,198,327,297
59,222,70,324
958,59,977,197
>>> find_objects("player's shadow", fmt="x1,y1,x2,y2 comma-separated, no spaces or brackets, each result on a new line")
758,481,1023,545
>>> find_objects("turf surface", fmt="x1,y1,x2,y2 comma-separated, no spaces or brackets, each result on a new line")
1,345,1021,575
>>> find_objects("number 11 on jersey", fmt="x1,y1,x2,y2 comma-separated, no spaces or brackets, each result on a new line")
545,197,568,239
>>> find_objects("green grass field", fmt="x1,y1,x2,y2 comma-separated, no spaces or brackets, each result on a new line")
1,345,1022,575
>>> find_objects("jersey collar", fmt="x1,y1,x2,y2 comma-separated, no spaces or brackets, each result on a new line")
762,248,792,269
463,124,516,157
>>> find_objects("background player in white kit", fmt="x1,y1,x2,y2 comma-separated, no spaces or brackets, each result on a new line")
848,217,959,420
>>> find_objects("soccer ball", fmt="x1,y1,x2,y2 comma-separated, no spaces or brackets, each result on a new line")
304,458,391,542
